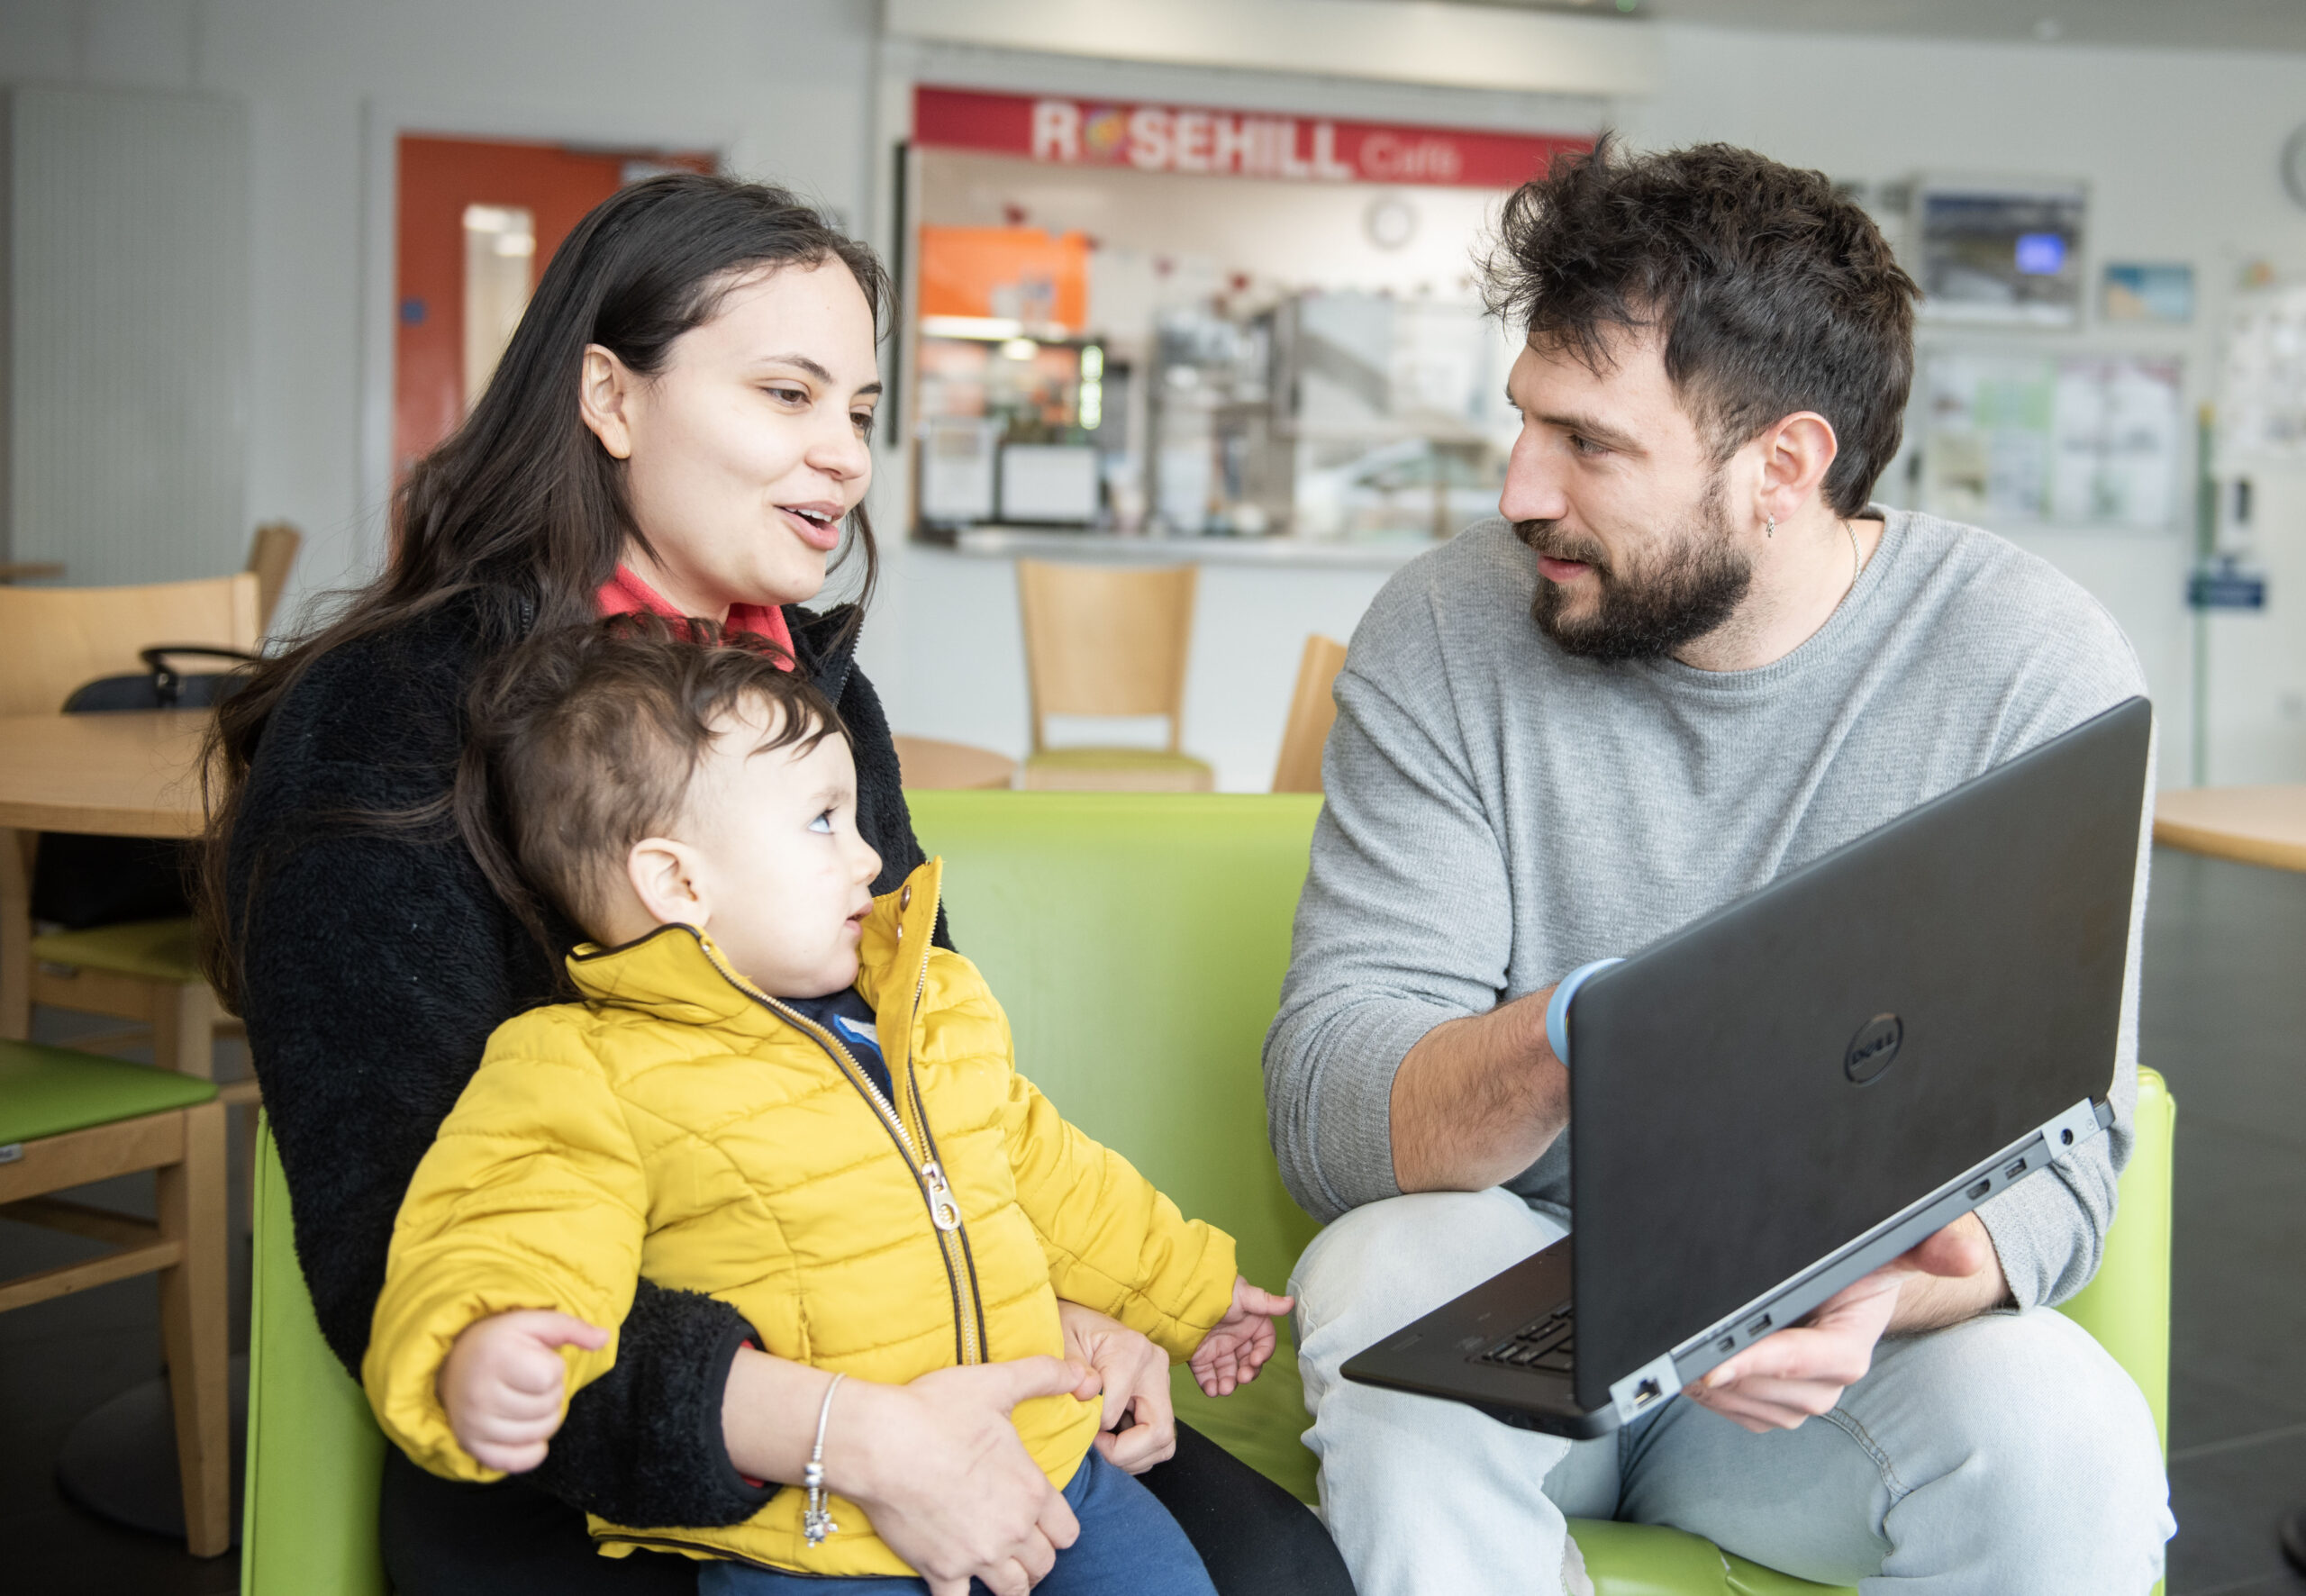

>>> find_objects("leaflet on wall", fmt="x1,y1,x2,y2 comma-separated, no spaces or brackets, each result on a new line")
2219,283,2306,460
1921,352,2180,529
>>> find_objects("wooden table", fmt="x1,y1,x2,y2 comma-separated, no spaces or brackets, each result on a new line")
0,712,209,837
0,712,209,1035
894,734,1018,791
2153,785,2306,874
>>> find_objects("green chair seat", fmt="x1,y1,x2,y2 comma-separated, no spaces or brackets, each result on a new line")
31,914,203,984
0,1037,217,1145
240,794,2174,1596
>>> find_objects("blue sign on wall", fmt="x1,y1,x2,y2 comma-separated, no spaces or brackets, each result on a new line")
2188,562,2267,610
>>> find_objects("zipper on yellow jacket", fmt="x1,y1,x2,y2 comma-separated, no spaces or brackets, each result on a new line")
887,874,991,1367
685,886,987,1370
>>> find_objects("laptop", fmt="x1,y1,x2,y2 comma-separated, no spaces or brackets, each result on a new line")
1340,695,2153,1438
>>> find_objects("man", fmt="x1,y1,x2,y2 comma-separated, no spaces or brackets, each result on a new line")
1265,140,2174,1595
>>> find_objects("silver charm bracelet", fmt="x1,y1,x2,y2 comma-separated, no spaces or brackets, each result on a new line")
803,1372,847,1546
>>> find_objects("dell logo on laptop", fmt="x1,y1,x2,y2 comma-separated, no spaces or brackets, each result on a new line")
1845,1014,1903,1084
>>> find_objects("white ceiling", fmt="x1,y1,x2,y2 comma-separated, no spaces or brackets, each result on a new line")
1463,0,2306,52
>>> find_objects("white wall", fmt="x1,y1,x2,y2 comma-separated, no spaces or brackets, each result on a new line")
8,4,2306,787
1617,27,2306,788
7,83,248,585
0,0,881,617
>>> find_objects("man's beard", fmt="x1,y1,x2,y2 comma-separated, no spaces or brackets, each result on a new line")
1517,476,1752,662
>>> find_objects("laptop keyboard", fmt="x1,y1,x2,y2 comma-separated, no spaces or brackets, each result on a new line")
1476,1302,1575,1374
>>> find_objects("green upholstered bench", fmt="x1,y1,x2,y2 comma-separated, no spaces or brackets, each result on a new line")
241,793,2173,1596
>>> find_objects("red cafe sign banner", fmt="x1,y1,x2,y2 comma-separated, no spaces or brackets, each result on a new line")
913,86,1585,190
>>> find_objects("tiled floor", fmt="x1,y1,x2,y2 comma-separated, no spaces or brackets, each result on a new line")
2146,848,2306,1596
3,845,2304,1592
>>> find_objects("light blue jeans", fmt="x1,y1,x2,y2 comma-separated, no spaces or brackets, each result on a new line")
695,1448,1215,1596
1292,1188,2174,1596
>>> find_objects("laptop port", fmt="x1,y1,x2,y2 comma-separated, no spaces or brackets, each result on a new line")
1745,1312,1772,1338
2004,1157,2028,1180
1631,1376,1664,1408
1966,1177,1992,1200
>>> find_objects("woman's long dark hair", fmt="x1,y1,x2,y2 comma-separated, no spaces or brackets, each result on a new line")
198,173,890,1008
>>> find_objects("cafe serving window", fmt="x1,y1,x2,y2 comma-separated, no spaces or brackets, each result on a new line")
902,87,1586,555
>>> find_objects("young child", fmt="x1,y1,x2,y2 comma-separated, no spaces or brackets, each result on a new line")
362,619,1288,1595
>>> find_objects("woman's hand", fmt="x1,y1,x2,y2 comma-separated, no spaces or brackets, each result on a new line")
827,1357,1090,1596
1057,1300,1178,1474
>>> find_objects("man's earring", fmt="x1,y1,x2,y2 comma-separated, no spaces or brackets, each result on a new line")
1766,513,1775,539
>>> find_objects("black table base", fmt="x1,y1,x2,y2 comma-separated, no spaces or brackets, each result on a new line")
55,1356,247,1548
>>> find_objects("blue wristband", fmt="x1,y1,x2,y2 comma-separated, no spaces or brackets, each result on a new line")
1545,957,1624,1070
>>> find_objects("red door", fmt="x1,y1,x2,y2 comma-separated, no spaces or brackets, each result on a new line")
393,136,716,477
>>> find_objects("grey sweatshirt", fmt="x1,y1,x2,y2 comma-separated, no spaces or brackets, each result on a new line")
1264,509,2153,1311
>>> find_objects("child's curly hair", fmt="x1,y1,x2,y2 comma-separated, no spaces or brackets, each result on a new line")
457,612,847,946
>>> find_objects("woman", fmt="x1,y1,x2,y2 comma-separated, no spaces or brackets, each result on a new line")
202,176,1351,1596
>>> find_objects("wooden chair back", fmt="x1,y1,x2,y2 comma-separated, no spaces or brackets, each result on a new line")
1272,634,1348,793
246,521,304,636
1015,560,1198,753
0,572,260,718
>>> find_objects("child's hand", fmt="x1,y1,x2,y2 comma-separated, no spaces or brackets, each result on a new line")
1189,1278,1294,1398
437,1309,608,1473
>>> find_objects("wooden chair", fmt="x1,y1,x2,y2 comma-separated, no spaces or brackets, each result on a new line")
893,735,1019,791
1272,635,1348,794
1015,559,1214,792
0,573,259,1088
0,1040,230,1553
0,571,259,721
246,521,303,637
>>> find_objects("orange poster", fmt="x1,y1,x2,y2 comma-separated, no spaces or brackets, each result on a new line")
919,225,1090,331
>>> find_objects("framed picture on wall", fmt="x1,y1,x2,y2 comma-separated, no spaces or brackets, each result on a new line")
1911,177,2088,328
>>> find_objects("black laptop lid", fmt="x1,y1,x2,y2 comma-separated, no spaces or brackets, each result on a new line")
1566,696,2151,1414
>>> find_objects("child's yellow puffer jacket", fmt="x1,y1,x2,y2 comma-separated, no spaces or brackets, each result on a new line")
363,857,1238,1577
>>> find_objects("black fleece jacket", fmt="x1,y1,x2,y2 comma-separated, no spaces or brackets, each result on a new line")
230,590,938,1528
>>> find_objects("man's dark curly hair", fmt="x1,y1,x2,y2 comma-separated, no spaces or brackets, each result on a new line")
1483,135,1918,518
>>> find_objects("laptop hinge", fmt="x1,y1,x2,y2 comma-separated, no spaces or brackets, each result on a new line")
2036,1097,2111,1161
1608,1351,1682,1428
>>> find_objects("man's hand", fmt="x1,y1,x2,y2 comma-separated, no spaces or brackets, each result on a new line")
1688,1212,2010,1434
1685,1269,1902,1433
1190,1278,1295,1396
1057,1301,1176,1474
1883,1211,2010,1335
437,1309,608,1473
